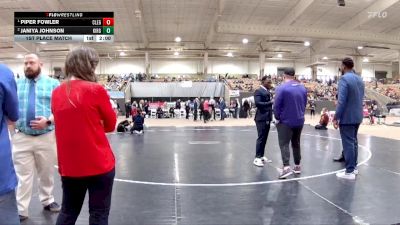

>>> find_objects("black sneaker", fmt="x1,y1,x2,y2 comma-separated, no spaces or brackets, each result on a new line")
44,202,61,212
19,215,28,221
333,155,345,162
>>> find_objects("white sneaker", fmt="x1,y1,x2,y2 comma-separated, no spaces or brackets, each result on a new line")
253,158,264,167
353,169,359,175
134,130,143,135
293,165,301,174
336,171,356,180
278,167,293,179
261,156,272,163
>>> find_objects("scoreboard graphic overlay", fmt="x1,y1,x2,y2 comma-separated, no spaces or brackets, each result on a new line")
14,12,114,43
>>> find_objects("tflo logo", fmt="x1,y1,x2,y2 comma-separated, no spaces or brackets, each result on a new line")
368,11,388,19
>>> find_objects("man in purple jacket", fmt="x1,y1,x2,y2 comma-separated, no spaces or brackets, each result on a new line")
273,68,307,179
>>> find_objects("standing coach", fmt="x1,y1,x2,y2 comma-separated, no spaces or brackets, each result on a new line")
253,76,274,167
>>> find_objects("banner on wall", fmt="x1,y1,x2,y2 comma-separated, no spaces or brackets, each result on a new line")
108,91,124,99
149,102,167,109
180,80,192,88
229,90,240,97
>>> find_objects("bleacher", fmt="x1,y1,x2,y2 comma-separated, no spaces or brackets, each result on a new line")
303,82,338,101
365,83,400,101
226,78,260,92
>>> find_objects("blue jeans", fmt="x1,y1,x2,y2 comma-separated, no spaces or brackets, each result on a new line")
339,124,360,173
0,190,20,225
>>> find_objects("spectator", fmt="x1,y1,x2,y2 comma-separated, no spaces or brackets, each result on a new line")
156,106,164,118
169,107,175,118
125,101,132,118
209,97,216,120
131,104,138,118
144,100,150,116
199,99,204,121
203,99,210,123
310,101,316,118
219,97,226,120
175,99,181,110
234,98,240,119
193,98,199,121
185,100,191,119
243,100,250,118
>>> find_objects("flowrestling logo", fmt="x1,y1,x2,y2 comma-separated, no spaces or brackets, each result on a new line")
367,11,388,19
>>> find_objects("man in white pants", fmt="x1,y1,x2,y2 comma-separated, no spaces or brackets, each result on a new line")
13,54,60,221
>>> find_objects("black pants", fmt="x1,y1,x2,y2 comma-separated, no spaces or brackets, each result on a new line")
220,109,225,120
199,110,203,120
255,121,271,158
310,109,315,117
185,109,190,119
211,106,216,120
203,111,210,123
56,168,115,225
277,124,303,167
193,109,198,121
315,124,327,130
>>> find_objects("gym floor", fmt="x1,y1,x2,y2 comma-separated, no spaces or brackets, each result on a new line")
22,125,400,225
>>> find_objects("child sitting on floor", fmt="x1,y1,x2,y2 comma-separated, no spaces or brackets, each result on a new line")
315,108,329,130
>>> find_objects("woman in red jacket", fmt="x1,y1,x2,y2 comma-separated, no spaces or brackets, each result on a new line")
51,46,116,225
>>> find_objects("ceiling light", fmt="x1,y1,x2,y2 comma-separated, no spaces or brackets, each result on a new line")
227,52,233,57
16,54,24,59
357,46,363,50
363,58,369,62
322,56,328,60
174,51,179,56
175,36,182,42
242,38,249,44
304,41,310,46
277,53,282,58
119,52,127,56
39,42,47,44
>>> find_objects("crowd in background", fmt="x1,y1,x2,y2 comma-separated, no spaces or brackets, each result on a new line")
122,97,255,123
304,82,338,101
365,81,400,101
70,72,400,103
43,70,400,109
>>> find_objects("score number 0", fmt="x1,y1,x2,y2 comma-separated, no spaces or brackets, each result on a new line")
103,18,114,26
